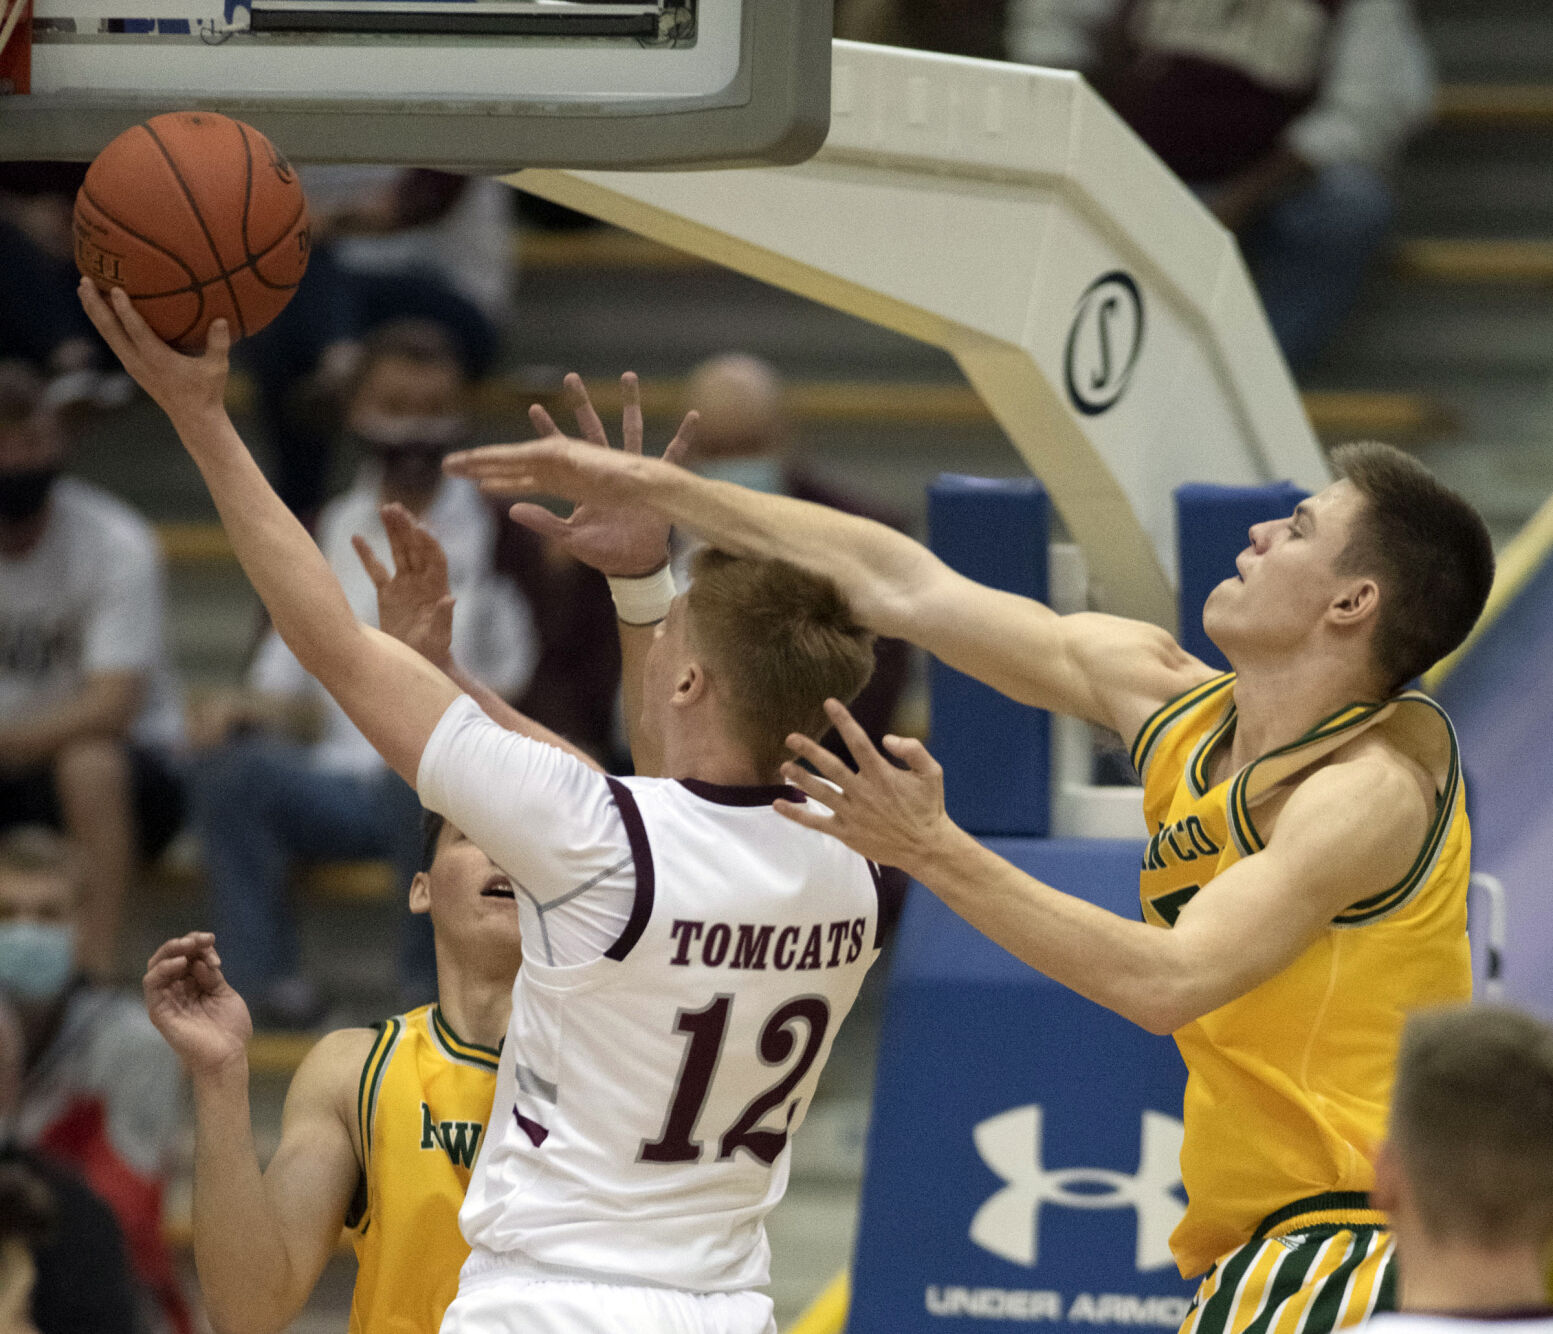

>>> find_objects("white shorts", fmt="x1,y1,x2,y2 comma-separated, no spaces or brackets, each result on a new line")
439,1262,778,1334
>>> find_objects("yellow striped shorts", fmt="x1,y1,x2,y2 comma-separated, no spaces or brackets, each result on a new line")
1179,1221,1396,1334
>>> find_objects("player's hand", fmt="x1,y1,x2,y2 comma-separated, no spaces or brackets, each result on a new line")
76,279,229,427
143,932,253,1078
444,371,696,578
353,503,456,673
776,700,954,874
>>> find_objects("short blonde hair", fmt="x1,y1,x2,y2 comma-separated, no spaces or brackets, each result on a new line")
686,550,875,775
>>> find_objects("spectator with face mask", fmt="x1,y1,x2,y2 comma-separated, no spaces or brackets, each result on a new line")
191,320,538,1026
0,827,182,1334
673,353,911,751
0,360,185,979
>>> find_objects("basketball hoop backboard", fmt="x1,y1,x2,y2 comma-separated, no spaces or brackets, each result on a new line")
0,0,830,169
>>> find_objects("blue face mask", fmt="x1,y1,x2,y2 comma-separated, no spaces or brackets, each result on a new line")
694,456,787,496
0,922,74,1003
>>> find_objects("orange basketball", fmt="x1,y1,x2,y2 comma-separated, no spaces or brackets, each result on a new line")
74,111,310,351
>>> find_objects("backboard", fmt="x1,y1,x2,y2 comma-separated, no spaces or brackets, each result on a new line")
0,0,831,169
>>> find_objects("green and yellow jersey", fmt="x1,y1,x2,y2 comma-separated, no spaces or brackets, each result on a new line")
347,1004,498,1333
1131,673,1472,1279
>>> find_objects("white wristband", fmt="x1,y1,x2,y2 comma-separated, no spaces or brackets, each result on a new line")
608,564,677,626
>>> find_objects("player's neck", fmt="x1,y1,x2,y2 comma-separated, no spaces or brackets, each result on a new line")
659,727,771,787
1397,1237,1551,1314
1226,653,1384,772
433,960,511,1050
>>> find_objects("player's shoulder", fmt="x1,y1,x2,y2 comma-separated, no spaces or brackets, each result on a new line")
288,1025,384,1124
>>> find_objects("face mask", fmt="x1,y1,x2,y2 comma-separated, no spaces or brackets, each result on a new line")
349,411,469,460
0,467,59,522
0,922,74,1003
694,456,787,496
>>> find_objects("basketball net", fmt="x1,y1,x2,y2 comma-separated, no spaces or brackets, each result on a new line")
0,0,32,95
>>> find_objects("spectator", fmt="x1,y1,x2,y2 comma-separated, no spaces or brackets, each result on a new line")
0,827,184,1333
192,321,538,1025
238,167,515,516
1369,1004,1553,1323
0,361,184,978
0,165,131,413
1006,0,1435,369
676,354,911,747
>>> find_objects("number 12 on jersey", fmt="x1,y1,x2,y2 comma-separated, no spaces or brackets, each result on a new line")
640,994,832,1168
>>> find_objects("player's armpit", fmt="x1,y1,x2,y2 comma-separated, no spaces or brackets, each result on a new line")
907,565,1213,736
1160,756,1434,1031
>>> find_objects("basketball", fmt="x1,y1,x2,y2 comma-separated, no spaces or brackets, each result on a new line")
74,111,310,351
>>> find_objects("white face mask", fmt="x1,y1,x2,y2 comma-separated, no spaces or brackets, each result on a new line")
0,921,74,1004
693,456,788,496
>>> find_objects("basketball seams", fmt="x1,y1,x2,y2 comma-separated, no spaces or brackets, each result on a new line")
79,182,206,347
142,119,251,339
78,112,308,347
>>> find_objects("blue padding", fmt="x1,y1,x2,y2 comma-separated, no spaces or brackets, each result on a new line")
928,477,1050,837
1175,482,1307,670
852,839,1193,1331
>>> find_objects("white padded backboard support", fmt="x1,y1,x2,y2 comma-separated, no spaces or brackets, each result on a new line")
512,41,1330,630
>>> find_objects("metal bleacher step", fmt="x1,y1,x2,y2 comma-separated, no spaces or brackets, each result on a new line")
1436,83,1553,128
1395,237,1553,284
153,855,397,901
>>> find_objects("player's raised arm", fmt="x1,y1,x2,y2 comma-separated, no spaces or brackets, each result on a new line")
445,437,1212,741
79,280,457,785
144,933,367,1334
778,701,1431,1035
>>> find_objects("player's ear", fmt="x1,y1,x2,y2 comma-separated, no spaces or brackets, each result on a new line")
1330,576,1379,628
408,871,432,916
672,660,707,709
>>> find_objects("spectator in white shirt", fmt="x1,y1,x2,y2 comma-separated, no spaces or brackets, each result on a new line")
0,362,184,978
191,322,537,1026
1367,1004,1553,1330
1006,0,1436,368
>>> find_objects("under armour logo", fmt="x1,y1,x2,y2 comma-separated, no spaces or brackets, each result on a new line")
970,1104,1185,1272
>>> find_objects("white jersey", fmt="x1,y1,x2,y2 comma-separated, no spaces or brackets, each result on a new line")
0,477,183,748
1368,1315,1553,1334
417,697,891,1293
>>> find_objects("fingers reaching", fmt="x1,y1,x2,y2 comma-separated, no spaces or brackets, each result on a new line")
507,502,571,541
622,372,643,456
564,372,610,448
784,732,854,788
884,734,942,778
529,403,560,439
352,533,391,589
824,699,887,775
663,410,698,468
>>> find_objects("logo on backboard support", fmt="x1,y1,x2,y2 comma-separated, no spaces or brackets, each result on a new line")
1065,270,1145,416
970,1103,1185,1271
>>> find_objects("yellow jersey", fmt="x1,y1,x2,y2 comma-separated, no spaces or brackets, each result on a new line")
1129,673,1471,1278
348,1004,499,1333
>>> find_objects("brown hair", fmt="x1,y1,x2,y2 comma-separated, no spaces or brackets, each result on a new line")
685,550,875,775
0,826,80,886
1390,1005,1553,1247
1332,442,1494,691
345,319,466,410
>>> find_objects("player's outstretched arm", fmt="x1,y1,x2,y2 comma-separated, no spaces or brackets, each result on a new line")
444,437,1209,740
779,703,1432,1033
144,935,366,1334
79,280,457,784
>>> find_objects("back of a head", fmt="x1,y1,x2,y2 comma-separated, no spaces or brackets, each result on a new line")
1390,1005,1553,1249
1332,442,1494,692
686,550,875,775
